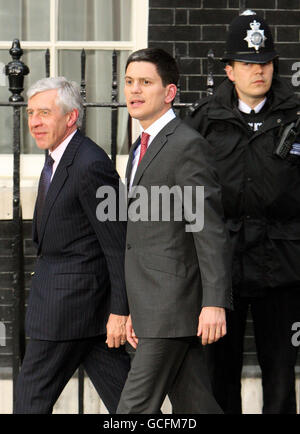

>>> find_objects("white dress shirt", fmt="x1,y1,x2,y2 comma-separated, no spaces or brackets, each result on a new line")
238,98,266,114
49,129,77,181
129,109,176,189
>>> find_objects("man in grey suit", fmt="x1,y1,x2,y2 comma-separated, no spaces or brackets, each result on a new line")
117,48,232,414
14,77,130,413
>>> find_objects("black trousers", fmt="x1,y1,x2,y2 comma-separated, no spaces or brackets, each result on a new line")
14,335,130,414
117,337,223,414
205,288,300,414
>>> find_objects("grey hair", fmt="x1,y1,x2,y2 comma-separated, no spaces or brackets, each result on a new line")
27,77,84,128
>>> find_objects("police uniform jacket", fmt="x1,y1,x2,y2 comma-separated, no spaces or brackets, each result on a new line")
186,77,300,296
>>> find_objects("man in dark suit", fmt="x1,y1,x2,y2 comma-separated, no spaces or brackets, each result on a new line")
14,77,130,414
117,48,232,414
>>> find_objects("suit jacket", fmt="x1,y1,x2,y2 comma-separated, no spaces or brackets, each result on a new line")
26,131,128,340
125,117,232,338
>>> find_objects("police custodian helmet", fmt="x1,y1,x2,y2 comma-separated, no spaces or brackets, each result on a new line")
222,9,278,64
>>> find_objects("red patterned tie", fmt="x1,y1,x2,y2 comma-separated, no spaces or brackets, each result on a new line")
138,132,150,165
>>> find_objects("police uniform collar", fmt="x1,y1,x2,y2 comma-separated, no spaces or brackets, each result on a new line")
238,98,267,114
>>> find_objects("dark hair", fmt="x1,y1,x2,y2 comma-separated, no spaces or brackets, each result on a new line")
125,48,179,87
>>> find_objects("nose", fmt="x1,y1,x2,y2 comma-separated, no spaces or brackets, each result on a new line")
29,113,42,128
131,81,141,93
253,63,263,74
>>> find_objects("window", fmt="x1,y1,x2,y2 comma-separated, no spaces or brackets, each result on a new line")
0,0,148,218
0,0,148,152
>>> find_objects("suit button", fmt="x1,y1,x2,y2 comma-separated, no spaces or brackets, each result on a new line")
127,244,132,250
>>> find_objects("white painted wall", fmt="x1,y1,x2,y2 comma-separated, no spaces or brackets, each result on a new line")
0,376,299,414
0,154,129,220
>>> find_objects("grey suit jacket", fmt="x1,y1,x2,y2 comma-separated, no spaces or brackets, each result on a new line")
125,117,232,338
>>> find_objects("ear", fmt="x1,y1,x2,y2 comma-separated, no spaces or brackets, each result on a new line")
165,84,177,104
225,64,235,82
67,109,79,127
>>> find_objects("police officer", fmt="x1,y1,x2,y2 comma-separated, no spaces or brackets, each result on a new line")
186,10,300,414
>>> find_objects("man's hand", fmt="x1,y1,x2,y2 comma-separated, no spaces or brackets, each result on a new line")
197,306,226,345
106,313,128,348
126,314,139,349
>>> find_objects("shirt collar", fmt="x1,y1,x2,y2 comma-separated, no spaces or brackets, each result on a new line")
49,129,77,162
238,98,267,114
139,108,176,144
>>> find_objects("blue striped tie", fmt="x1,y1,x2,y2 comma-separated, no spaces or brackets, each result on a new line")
36,154,54,239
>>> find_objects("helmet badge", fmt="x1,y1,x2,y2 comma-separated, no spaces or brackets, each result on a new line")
244,20,267,52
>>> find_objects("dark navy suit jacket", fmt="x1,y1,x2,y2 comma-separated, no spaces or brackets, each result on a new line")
27,131,128,340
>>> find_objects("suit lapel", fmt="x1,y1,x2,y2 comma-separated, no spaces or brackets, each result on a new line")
131,117,180,189
32,201,38,245
37,131,83,249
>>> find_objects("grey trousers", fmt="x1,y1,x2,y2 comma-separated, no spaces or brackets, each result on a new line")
117,336,223,414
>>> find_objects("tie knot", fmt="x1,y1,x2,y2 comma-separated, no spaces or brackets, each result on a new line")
46,154,54,167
